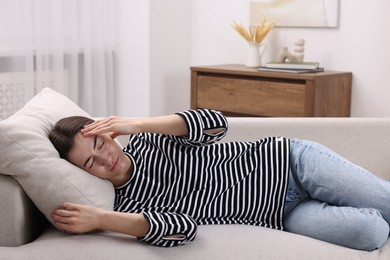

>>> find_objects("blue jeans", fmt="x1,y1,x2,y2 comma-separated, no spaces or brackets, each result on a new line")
284,139,390,251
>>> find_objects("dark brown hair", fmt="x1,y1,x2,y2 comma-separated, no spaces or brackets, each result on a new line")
49,116,94,159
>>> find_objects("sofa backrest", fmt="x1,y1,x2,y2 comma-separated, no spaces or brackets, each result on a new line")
223,117,390,180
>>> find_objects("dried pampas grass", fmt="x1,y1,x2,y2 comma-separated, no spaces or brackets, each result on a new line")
231,18,274,44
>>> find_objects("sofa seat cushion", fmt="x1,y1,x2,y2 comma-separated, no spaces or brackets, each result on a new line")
3,225,390,259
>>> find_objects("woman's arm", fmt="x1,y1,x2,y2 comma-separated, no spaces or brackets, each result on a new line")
51,203,198,247
175,109,228,145
82,109,227,147
81,114,188,138
51,202,149,237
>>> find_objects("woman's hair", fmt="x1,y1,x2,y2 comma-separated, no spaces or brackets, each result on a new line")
49,116,94,159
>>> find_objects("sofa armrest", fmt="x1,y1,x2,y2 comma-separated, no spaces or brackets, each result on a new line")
0,174,46,246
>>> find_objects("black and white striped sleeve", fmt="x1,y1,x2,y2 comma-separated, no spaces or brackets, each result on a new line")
175,109,228,145
137,211,197,247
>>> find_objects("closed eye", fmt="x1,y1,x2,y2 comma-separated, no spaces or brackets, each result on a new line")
84,135,100,168
90,138,104,168
84,156,94,169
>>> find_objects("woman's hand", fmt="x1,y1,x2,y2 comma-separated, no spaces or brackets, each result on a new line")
81,116,140,139
52,202,149,237
51,202,105,234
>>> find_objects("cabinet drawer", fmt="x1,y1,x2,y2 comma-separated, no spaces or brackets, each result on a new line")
196,75,306,117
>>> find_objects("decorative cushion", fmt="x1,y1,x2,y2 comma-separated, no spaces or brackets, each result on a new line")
0,88,114,226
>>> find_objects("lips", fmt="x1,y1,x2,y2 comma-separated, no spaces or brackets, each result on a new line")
110,157,119,171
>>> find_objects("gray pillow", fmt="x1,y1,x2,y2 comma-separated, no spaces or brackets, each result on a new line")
0,88,114,226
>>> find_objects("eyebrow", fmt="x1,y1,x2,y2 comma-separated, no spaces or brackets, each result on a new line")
83,136,98,168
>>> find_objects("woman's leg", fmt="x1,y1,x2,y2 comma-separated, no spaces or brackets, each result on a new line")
284,200,389,251
289,139,390,222
283,139,390,250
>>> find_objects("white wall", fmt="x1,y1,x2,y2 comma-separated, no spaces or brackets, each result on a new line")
150,0,192,116
115,0,150,117
116,0,390,117
115,0,191,117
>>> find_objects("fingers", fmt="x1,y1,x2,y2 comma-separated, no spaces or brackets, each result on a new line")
81,116,118,136
81,118,112,135
81,116,136,137
51,203,76,222
51,210,74,232
63,202,80,210
51,203,83,234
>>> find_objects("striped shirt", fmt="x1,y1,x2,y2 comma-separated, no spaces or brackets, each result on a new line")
114,109,290,247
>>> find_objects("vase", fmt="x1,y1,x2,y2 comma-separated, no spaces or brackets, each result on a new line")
246,42,267,68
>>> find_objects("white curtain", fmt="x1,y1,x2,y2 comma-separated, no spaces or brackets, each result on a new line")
0,0,115,118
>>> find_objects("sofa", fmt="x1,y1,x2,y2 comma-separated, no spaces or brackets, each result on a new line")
1,90,390,260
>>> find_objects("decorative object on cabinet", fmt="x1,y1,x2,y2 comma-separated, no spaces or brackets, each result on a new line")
275,39,308,63
257,67,324,74
231,19,274,67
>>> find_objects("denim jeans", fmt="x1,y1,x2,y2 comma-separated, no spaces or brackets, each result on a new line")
283,139,390,251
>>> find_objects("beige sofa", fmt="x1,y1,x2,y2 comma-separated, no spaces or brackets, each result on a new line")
1,116,390,259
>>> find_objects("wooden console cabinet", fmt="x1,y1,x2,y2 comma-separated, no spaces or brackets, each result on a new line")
190,64,352,117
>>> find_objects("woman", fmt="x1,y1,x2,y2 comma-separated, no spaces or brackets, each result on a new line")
49,109,390,250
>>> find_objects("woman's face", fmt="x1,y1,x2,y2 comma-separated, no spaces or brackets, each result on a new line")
67,132,131,186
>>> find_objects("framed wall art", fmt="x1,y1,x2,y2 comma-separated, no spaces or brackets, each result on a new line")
250,0,340,28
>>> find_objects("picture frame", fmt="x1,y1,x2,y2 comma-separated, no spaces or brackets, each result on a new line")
250,0,340,28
